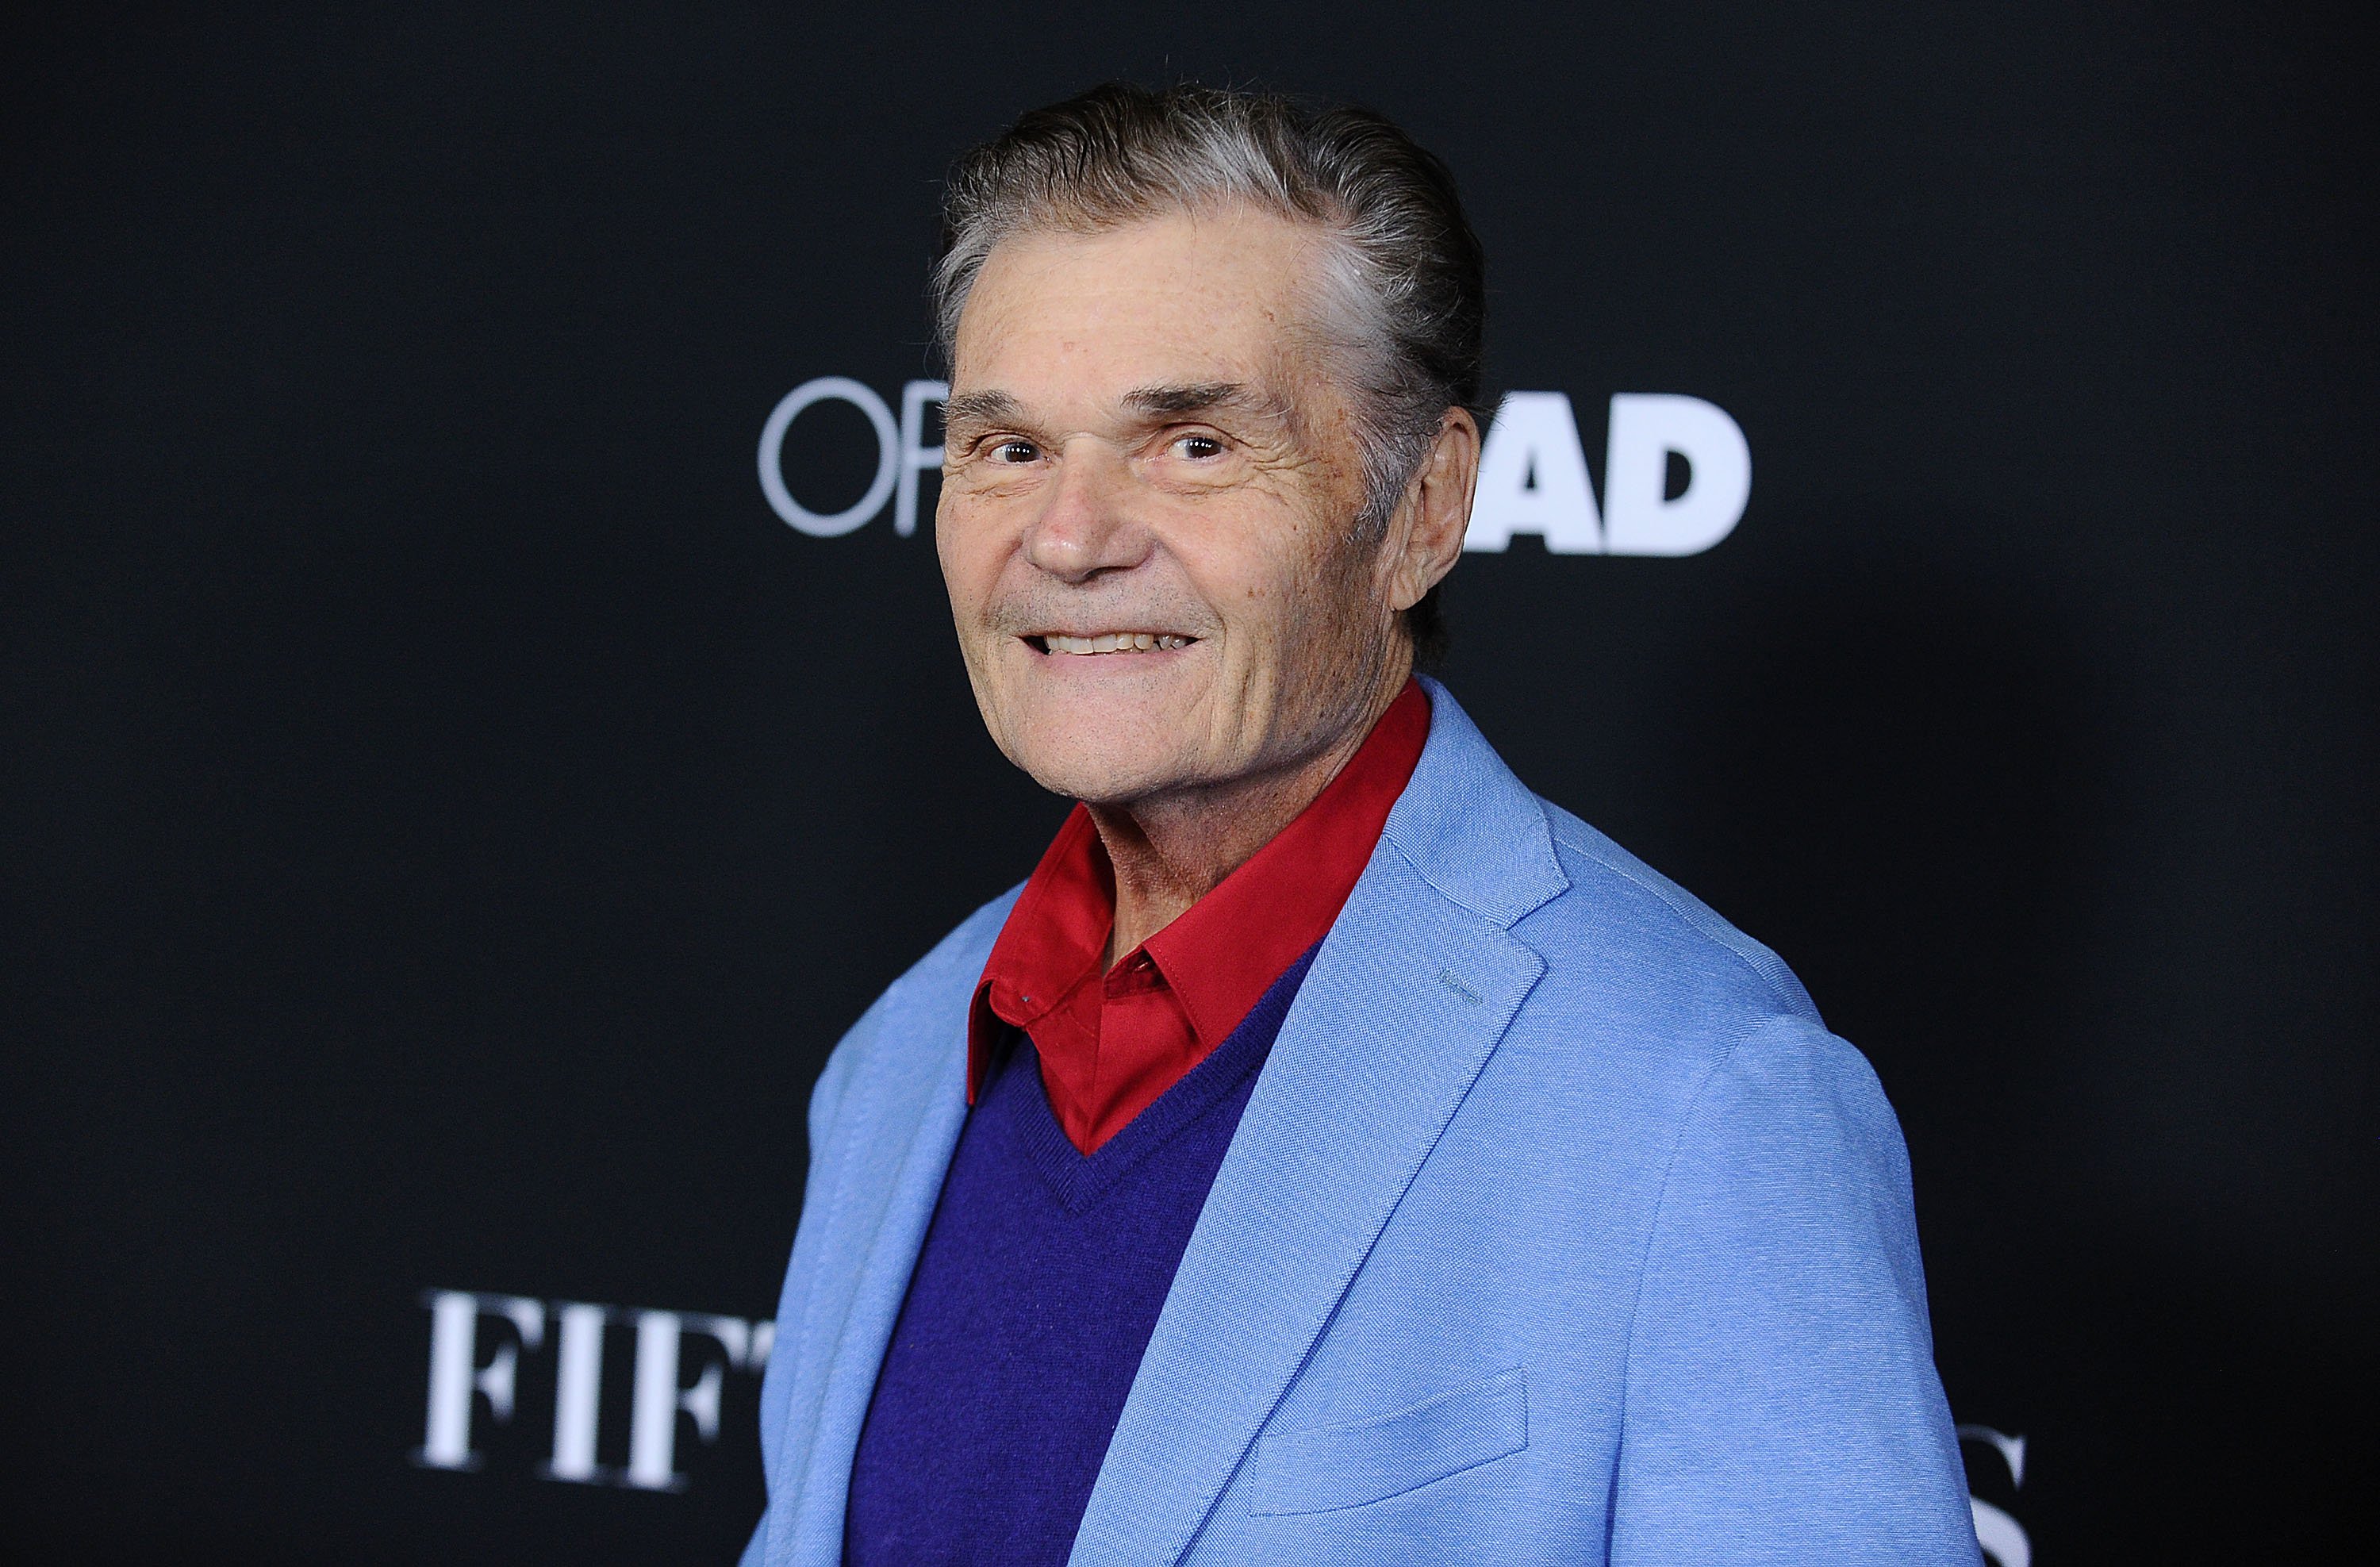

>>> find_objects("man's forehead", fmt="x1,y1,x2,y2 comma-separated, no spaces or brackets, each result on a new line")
953,212,1326,386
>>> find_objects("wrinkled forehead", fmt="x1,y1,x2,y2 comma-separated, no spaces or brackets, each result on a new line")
950,207,1339,410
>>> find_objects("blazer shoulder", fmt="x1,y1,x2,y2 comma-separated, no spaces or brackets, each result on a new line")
896,882,1023,1000
1512,797,1822,1069
1480,802,1908,1236
816,883,1021,1104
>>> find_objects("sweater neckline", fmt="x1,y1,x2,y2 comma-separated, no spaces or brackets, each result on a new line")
995,943,1319,1215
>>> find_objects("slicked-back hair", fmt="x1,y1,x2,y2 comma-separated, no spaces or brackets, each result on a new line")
933,83,1485,666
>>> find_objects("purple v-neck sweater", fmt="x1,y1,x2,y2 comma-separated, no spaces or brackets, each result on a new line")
842,945,1318,1565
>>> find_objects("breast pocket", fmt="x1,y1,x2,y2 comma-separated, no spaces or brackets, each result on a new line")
1243,1367,1529,1517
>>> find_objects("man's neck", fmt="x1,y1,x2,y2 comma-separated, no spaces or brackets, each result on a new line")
1085,668,1411,967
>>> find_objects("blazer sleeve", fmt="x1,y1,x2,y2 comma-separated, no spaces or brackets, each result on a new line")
1608,1013,1982,1566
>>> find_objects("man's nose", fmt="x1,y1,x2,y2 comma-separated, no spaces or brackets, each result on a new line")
1020,439,1152,584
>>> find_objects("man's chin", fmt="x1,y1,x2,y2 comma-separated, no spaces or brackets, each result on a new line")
986,689,1219,805
1014,748,1196,808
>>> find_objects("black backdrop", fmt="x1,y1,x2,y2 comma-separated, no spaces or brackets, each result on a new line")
6,3,2374,1561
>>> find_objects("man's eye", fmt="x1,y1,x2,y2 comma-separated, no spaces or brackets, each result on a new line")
1173,434,1224,459
991,439,1039,463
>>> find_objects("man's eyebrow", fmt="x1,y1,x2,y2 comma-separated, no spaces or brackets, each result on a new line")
941,382,1294,438
941,390,1027,429
1121,382,1278,420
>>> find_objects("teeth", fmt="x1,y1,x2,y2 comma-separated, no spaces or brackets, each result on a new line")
1041,632,1193,655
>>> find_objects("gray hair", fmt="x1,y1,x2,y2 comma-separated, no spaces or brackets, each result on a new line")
931,84,1487,662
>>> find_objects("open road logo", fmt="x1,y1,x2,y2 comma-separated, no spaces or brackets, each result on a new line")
758,378,1752,556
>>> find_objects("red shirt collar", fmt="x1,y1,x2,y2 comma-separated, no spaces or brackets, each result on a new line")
969,679,1431,1143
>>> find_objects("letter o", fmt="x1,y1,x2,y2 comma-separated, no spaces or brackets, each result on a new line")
757,377,900,537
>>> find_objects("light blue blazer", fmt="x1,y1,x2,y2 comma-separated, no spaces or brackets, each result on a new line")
747,679,1982,1565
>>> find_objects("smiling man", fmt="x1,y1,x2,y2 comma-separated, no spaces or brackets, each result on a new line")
745,85,1980,1567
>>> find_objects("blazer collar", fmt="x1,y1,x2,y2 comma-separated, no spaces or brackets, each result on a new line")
1068,678,1565,1564
1384,675,1569,930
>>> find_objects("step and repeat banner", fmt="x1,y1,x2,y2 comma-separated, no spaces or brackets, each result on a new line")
6,4,2370,1561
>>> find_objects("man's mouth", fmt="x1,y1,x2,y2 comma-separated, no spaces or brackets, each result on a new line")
1026,632,1198,655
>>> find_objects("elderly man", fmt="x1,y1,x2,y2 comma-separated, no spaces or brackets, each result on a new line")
746,85,1979,1566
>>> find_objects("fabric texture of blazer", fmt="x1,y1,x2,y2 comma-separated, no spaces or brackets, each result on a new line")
744,678,1983,1565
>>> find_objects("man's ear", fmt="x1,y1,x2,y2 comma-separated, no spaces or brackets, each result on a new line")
1385,407,1482,613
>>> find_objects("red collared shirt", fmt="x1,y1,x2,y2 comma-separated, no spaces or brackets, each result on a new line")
969,680,1431,1154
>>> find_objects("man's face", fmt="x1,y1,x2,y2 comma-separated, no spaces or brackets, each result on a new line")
937,206,1407,806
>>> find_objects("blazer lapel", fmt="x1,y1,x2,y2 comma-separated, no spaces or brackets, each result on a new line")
1069,682,1566,1565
